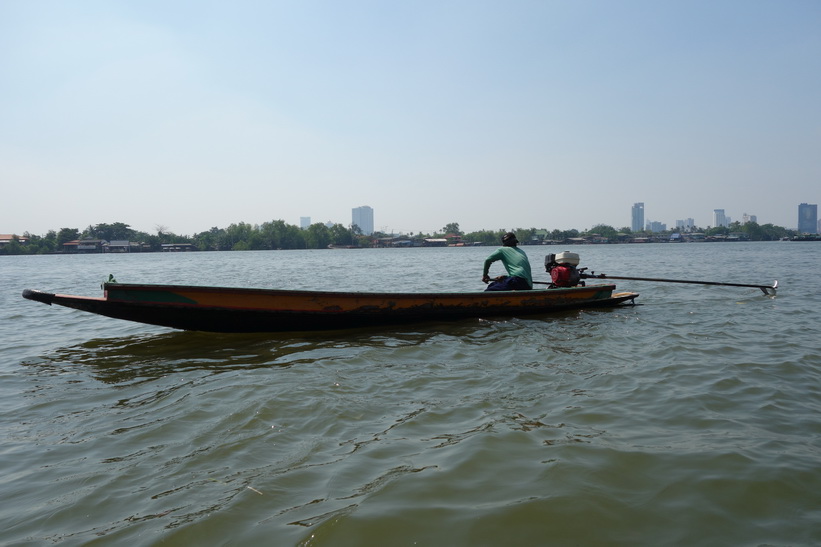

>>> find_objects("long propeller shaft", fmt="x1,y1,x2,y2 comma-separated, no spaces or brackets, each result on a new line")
581,273,778,295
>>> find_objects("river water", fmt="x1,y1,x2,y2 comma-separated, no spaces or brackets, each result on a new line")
1,243,819,546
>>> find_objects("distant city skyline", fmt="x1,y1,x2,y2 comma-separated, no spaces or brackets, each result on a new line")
294,200,820,237
623,203,820,233
2,3,819,238
4,197,818,239
294,200,820,236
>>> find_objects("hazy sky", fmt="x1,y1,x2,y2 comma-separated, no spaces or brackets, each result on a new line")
2,0,820,236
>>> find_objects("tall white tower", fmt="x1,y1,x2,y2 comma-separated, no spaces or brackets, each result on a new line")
631,203,644,232
352,206,374,235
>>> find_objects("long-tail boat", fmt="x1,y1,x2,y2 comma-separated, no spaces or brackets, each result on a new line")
22,282,638,333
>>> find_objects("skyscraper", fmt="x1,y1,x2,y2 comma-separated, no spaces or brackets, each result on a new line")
798,203,818,234
631,203,644,232
646,221,667,233
676,218,695,231
300,217,311,229
352,205,374,235
713,209,727,228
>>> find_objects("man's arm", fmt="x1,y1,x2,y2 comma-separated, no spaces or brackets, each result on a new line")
482,250,501,281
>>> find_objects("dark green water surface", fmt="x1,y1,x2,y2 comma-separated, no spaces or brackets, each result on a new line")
2,243,819,546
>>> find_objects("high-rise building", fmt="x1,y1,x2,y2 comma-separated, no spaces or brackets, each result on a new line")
352,205,374,235
713,209,727,228
300,217,311,229
646,221,667,233
741,213,757,224
675,218,695,231
798,203,818,234
631,203,644,232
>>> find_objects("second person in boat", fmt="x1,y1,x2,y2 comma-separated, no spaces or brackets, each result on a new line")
482,232,533,291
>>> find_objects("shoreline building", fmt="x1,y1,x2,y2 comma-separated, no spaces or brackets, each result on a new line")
352,205,374,235
631,203,644,232
713,209,728,228
798,203,818,234
741,213,757,225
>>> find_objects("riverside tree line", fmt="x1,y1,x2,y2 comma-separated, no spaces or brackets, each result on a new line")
1,219,797,255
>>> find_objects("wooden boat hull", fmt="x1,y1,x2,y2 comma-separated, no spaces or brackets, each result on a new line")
23,283,638,333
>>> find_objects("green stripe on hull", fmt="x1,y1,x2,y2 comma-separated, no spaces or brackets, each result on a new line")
107,289,198,304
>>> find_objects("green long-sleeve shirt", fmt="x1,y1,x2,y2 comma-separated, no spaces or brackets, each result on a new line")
483,246,533,287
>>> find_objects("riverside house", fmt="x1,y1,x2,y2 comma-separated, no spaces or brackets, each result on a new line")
0,234,30,249
62,239,106,253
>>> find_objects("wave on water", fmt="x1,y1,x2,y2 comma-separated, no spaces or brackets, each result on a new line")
2,244,821,545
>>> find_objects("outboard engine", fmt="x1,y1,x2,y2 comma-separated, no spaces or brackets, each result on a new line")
544,251,585,288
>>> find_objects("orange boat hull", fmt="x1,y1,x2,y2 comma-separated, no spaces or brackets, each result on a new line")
23,283,638,333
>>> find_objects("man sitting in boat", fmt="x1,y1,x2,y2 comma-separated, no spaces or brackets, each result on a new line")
482,232,533,291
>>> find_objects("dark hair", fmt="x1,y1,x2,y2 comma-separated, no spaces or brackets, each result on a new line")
502,232,518,246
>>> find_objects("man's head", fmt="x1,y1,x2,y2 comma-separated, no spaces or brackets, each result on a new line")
502,232,518,247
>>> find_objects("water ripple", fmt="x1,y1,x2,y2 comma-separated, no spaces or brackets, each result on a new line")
2,245,821,545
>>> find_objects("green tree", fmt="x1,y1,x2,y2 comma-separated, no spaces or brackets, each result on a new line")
21,231,53,254
85,222,136,241
705,225,729,236
222,222,256,250
248,228,269,250
329,223,355,246
155,226,184,245
441,222,462,236
510,227,537,244
305,223,332,249
758,223,789,241
56,228,80,246
259,220,287,250
464,229,506,245
193,227,222,250
587,224,618,240
42,230,57,253
546,229,580,242
256,220,306,249
280,223,306,249
739,221,762,240
143,234,161,251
